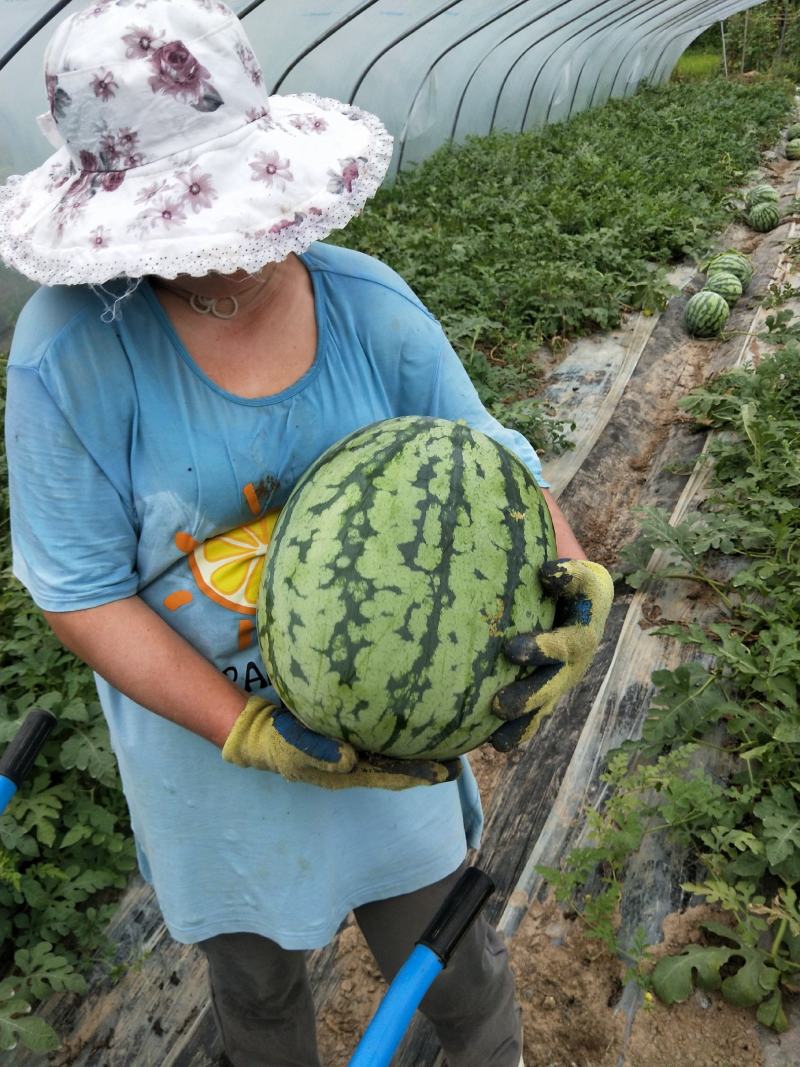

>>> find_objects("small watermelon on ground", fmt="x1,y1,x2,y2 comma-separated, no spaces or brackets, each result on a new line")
703,271,743,307
684,291,730,338
786,139,800,161
744,184,779,210
787,123,800,140
258,417,557,760
748,201,782,232
705,250,753,288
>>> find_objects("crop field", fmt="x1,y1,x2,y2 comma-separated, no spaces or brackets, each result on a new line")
672,52,724,81
330,77,792,450
1,73,800,1064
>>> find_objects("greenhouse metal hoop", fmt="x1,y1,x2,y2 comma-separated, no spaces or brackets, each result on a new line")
565,0,707,117
602,0,757,104
0,0,776,176
0,0,73,72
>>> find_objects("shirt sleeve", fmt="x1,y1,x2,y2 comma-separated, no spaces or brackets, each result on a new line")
6,363,140,612
348,261,550,488
427,333,549,489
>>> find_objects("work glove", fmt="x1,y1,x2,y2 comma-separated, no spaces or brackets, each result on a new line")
489,558,614,752
222,696,461,789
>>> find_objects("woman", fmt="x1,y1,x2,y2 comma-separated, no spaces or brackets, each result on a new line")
0,2,613,1065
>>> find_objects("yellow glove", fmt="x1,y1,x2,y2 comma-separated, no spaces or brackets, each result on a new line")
222,696,461,790
489,559,614,752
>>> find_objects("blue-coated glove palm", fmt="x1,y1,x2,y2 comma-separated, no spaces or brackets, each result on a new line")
222,696,461,789
489,559,614,752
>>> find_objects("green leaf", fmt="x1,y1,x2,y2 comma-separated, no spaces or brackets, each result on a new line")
2,1011,60,1053
773,720,800,743
0,986,60,1053
60,824,91,849
14,941,87,999
651,945,732,1003
59,725,117,784
756,989,788,1032
720,951,778,1007
754,789,800,871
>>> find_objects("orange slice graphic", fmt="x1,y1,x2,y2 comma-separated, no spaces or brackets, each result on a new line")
187,509,280,615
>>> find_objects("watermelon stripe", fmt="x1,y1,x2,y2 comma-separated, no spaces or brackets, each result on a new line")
258,417,557,760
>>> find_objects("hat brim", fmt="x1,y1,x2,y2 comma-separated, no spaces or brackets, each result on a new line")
0,94,393,286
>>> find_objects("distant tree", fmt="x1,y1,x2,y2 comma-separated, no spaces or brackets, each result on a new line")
724,2,800,78
681,3,800,80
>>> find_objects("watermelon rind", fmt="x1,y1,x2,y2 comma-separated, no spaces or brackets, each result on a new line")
747,202,782,232
684,291,730,338
704,250,753,288
744,184,780,210
786,139,800,161
258,416,558,760
703,271,743,307
787,123,800,141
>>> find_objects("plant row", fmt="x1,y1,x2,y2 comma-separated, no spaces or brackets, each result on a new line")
540,288,800,1031
332,78,793,449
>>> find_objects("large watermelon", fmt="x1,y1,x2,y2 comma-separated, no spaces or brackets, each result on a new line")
787,123,800,140
703,271,742,307
684,291,730,337
258,417,557,760
748,202,782,232
744,184,779,210
786,139,800,161
705,250,753,288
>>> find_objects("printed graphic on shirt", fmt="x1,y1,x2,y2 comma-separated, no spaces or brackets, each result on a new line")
185,509,280,616
166,482,281,656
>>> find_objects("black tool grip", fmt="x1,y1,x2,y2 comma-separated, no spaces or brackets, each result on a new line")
0,708,57,787
417,866,495,966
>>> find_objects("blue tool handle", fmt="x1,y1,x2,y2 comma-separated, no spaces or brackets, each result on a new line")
348,944,442,1067
0,708,57,817
348,867,494,1066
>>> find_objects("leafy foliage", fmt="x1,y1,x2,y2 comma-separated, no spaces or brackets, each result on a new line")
330,79,792,452
723,2,800,81
0,355,136,1047
0,976,60,1054
540,318,800,1027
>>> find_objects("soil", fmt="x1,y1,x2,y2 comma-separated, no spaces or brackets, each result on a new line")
316,896,770,1067
316,921,384,1067
510,896,624,1067
511,901,764,1067
625,907,764,1067
315,747,511,1066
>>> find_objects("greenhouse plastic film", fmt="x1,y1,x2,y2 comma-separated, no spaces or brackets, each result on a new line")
0,0,772,181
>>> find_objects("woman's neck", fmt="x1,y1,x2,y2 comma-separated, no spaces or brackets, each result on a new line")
151,259,290,321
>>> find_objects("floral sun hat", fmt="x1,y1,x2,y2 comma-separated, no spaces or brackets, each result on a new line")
0,0,393,286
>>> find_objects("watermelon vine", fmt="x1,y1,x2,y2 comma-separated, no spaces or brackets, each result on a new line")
539,296,800,1030
331,79,793,453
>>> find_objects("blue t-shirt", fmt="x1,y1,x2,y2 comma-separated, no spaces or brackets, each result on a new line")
6,243,547,949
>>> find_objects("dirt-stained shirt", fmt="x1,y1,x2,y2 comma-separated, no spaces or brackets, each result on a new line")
6,243,546,948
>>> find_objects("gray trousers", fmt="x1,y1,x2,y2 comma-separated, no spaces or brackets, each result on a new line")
198,863,522,1067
